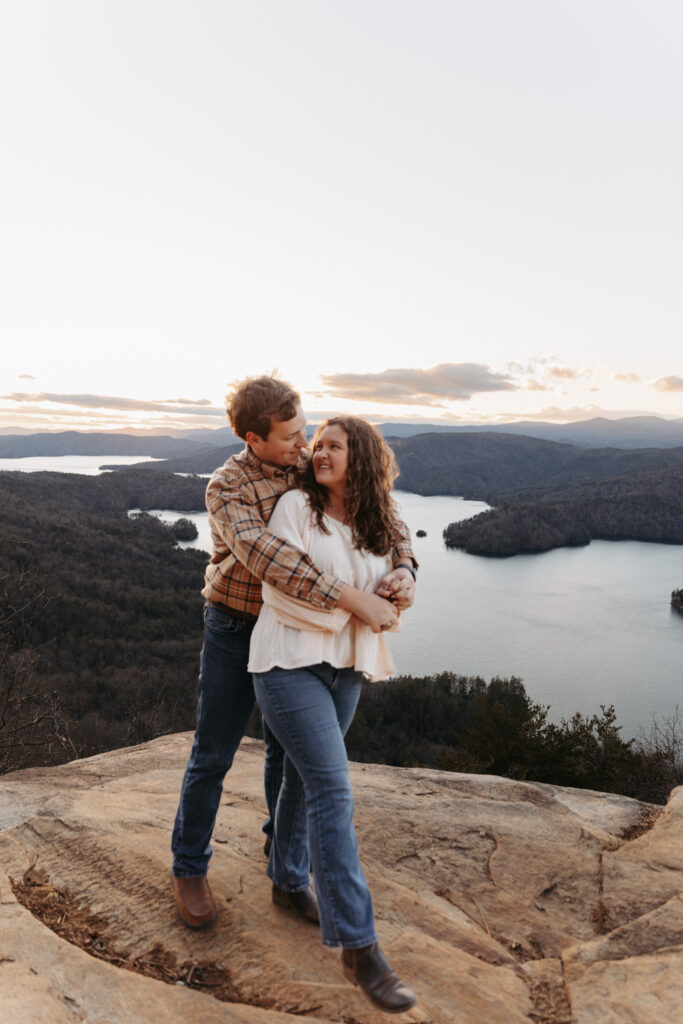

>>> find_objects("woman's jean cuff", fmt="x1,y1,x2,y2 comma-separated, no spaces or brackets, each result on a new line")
322,932,379,950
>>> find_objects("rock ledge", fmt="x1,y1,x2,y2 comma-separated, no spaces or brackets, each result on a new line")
1,734,681,1023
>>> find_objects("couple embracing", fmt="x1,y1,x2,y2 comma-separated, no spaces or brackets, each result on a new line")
171,375,418,1014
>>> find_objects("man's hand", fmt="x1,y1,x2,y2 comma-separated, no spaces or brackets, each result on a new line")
337,587,400,633
376,567,415,610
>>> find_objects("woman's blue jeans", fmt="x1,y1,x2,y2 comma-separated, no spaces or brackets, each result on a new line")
253,662,378,949
171,604,293,877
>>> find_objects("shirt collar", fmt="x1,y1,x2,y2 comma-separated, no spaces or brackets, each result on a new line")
243,444,296,481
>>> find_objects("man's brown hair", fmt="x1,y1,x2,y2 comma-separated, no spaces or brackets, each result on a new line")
225,375,301,441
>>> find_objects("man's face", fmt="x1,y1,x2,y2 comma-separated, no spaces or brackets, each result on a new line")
247,404,307,468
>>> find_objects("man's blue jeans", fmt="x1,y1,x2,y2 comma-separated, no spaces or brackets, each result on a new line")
171,604,292,877
253,662,377,949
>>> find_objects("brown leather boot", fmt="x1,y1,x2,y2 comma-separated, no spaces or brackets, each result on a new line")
342,943,416,1014
172,873,218,929
272,883,320,925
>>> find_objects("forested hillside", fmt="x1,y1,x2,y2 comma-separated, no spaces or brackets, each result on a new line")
344,674,678,804
0,468,207,512
0,473,207,768
444,463,683,555
391,432,683,500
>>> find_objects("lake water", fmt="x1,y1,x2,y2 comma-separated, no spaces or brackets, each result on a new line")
3,456,680,737
145,492,683,739
0,455,161,474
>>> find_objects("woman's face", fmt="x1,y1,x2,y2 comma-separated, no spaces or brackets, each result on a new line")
312,424,349,490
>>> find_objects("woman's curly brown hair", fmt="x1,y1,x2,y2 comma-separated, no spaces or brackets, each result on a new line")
299,417,404,557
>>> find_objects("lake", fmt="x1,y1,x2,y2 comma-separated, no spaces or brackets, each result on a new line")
0,455,162,474
145,491,683,739
4,455,680,737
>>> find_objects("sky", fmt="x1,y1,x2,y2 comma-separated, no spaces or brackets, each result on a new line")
1,0,682,434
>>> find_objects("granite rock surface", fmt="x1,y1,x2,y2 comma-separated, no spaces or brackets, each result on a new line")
0,734,681,1023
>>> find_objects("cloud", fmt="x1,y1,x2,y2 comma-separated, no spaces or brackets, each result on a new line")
1,392,225,416
317,363,517,407
305,408,466,425
524,379,549,392
516,404,665,422
19,373,36,380
652,376,683,393
545,365,590,381
161,398,214,407
508,358,593,386
613,372,641,384
512,405,606,421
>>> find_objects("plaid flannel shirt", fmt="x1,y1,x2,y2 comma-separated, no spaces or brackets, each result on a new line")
202,445,416,618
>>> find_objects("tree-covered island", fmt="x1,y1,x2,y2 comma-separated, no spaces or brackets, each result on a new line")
442,460,683,556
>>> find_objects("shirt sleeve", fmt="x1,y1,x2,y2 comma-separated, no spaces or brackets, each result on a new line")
262,584,350,633
391,516,418,571
206,477,345,609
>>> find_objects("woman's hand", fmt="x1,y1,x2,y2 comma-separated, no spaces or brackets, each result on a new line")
337,586,399,633
376,567,415,610
356,592,400,633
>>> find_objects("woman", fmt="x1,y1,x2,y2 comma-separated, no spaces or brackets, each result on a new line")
249,417,417,1015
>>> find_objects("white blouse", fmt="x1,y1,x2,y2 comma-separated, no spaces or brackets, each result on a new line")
248,489,397,682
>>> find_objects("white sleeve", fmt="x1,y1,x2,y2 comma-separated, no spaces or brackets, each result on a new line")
262,586,350,633
267,489,311,549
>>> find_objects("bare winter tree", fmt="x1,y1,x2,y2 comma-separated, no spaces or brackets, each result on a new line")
0,568,76,774
637,707,683,796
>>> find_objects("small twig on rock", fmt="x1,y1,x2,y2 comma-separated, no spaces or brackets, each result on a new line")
470,896,492,937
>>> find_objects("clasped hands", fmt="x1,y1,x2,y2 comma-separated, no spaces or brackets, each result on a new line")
375,566,415,611
362,566,415,634
341,566,415,633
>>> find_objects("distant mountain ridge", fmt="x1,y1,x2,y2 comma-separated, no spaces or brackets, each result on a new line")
0,431,208,459
382,415,683,449
3,415,683,457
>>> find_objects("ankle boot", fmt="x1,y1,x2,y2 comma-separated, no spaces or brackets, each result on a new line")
342,943,416,1014
272,883,320,925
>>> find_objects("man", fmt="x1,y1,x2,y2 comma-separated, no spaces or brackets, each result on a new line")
171,375,417,929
